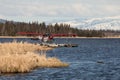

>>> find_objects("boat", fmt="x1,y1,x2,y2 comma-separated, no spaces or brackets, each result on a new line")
47,43,59,47
64,44,78,47
31,37,39,40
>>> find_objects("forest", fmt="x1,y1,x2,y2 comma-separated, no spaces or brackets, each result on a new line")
0,21,113,37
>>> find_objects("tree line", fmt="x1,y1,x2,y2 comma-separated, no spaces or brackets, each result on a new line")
0,21,105,37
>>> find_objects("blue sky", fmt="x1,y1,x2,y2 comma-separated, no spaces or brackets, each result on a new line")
0,0,120,22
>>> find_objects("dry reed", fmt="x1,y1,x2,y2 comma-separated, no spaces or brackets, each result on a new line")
0,41,69,73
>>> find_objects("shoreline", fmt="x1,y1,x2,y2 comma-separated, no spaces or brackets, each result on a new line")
0,36,33,38
0,36,120,39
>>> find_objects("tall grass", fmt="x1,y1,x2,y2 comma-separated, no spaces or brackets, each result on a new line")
0,41,69,73
0,41,52,55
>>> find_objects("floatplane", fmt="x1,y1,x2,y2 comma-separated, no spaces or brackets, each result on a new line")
17,32,78,47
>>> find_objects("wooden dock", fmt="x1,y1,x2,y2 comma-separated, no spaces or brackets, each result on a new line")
40,43,78,48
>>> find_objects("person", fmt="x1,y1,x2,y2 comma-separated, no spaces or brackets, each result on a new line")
41,33,54,43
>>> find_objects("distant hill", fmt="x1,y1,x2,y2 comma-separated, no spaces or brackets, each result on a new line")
56,16,120,31
0,17,120,37
1,16,120,30
0,19,6,23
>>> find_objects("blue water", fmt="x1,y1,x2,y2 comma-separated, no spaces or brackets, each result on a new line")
0,38,120,80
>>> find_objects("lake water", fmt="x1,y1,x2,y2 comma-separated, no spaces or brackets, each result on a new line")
0,38,120,80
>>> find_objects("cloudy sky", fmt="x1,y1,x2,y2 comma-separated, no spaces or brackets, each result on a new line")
0,0,120,22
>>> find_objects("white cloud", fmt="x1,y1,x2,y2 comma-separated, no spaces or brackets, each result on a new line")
104,5,120,12
0,0,119,21
0,14,4,19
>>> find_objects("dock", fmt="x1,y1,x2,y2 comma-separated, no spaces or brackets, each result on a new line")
40,43,78,48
